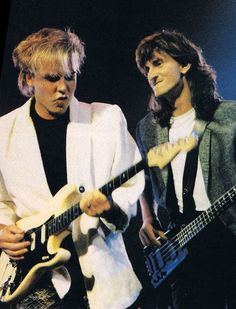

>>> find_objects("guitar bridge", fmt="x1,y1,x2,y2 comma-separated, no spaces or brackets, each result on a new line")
144,243,188,288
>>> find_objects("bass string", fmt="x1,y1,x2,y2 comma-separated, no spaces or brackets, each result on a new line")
151,191,234,263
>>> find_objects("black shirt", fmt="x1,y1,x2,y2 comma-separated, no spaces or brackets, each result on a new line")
30,99,87,305
30,99,69,196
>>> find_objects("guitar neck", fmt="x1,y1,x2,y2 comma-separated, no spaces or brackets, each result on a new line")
176,185,236,249
33,136,198,240
99,160,146,195
45,159,146,237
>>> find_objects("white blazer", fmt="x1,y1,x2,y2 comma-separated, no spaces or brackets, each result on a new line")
0,98,145,309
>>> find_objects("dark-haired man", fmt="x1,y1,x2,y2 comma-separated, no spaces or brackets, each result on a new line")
135,30,236,309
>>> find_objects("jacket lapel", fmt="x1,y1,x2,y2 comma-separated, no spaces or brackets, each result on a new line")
156,125,169,188
12,100,52,199
66,99,93,191
199,127,211,190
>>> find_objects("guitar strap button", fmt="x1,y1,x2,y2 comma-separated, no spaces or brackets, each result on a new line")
79,186,85,193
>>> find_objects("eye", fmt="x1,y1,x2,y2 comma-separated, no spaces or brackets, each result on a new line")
152,59,162,67
44,75,60,82
65,73,76,81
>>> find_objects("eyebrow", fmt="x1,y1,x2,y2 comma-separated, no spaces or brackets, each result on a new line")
43,73,60,78
151,52,166,61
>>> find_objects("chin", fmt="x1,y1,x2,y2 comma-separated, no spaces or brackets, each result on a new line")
49,109,67,117
154,88,165,98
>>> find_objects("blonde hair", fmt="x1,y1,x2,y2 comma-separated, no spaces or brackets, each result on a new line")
12,27,85,97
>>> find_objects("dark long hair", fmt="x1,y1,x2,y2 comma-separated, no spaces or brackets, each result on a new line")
135,30,222,126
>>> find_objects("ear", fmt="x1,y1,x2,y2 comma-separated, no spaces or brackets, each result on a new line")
25,72,34,86
180,63,191,75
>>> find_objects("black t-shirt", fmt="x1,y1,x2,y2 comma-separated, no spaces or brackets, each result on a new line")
30,99,69,196
30,99,86,304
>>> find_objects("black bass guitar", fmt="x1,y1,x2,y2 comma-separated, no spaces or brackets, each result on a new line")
144,184,236,288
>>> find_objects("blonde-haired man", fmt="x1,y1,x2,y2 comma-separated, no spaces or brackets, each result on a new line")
0,27,144,309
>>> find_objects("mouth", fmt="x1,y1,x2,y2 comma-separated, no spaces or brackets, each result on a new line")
55,96,69,101
150,80,162,89
154,80,163,86
54,97,69,106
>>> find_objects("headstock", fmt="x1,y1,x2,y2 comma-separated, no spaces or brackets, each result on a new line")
147,135,198,169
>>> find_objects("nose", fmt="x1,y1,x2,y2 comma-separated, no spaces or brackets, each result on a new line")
147,66,158,87
57,77,68,94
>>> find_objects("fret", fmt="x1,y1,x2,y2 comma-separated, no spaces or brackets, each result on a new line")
68,208,72,222
52,219,56,234
175,184,236,250
100,160,145,196
47,222,53,237
41,159,146,240
72,204,80,220
63,212,67,225
57,216,62,230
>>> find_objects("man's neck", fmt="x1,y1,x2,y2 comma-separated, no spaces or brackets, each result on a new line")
173,77,193,116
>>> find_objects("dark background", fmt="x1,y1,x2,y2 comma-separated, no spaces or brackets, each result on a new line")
0,0,236,306
1,0,236,136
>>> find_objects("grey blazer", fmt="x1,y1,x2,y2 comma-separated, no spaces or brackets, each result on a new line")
136,101,236,235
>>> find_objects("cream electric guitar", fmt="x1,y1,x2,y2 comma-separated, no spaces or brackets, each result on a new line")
0,136,197,304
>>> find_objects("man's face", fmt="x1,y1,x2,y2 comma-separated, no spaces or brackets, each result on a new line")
145,51,184,98
27,65,77,119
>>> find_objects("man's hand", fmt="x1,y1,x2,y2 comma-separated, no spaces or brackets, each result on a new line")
0,224,31,260
80,190,111,217
139,217,167,247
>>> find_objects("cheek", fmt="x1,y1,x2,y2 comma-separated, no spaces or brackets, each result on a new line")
68,81,76,93
36,83,54,96
168,68,181,84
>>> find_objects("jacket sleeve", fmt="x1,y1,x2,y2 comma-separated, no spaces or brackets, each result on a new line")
100,105,145,232
0,169,18,225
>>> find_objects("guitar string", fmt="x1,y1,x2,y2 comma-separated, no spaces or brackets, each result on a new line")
1,145,189,294
28,178,235,260
15,143,189,244
149,187,236,266
0,203,81,294
150,189,235,265
1,171,133,295
154,194,231,264
23,166,136,241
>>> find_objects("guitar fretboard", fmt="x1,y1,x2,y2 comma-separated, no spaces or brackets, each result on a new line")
45,159,146,238
174,185,236,250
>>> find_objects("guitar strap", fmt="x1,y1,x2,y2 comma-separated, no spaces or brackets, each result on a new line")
182,146,199,223
182,120,208,223
166,119,208,225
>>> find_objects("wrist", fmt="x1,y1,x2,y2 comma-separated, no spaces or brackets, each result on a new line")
143,216,154,224
101,196,128,230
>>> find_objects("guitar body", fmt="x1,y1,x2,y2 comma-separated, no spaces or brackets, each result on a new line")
144,235,188,288
0,184,81,304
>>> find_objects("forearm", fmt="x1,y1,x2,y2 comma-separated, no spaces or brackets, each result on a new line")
140,192,154,223
139,188,163,231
